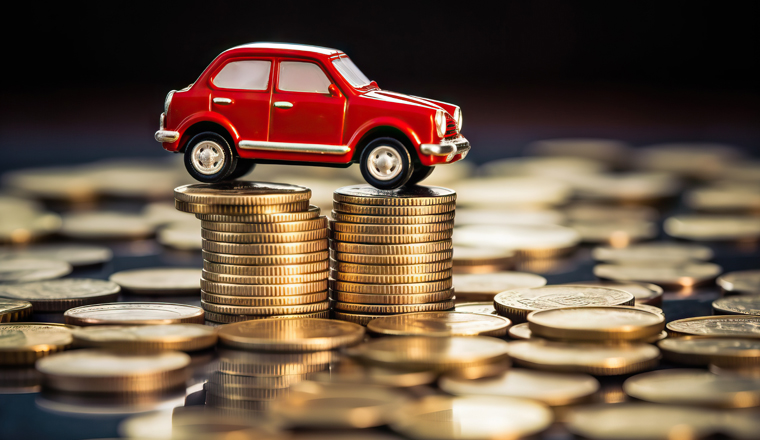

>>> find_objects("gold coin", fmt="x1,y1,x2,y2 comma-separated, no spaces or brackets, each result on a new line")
204,380,292,400
0,323,76,366
527,306,664,342
330,279,452,294
593,262,723,288
0,258,72,284
202,270,329,285
333,311,387,326
200,279,328,296
121,407,272,440
633,304,665,317
331,259,452,275
36,349,190,393
0,299,32,322
109,268,199,295
330,210,456,225
525,138,630,163
208,370,317,389
330,240,452,255
569,219,657,244
201,217,328,233
454,177,570,207
0,244,112,267
330,269,452,284
204,259,328,276
201,228,328,244
508,322,532,340
454,302,497,315
510,321,666,343
202,290,328,306
64,302,205,326
218,318,364,352
72,324,217,352
560,280,664,306
202,238,328,255
333,184,456,206
454,224,580,258
332,201,456,216
205,310,330,324
329,221,454,235
217,348,335,375
174,181,311,205
667,315,760,338
452,246,515,270
659,336,760,367
202,299,330,315
439,369,599,406
175,199,309,215
664,214,760,241
334,299,455,315
0,278,120,312
494,286,634,323
508,339,660,375
713,295,760,315
452,271,547,302
331,230,453,245
196,205,321,222
391,395,553,440
718,270,760,295
60,212,155,240
331,289,454,305
203,249,329,266
592,242,714,263
564,202,659,222
156,222,200,251
624,369,760,408
367,311,510,337
0,206,61,244
330,250,452,265
311,357,437,388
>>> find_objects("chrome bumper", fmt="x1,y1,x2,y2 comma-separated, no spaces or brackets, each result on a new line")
420,137,471,162
155,130,179,143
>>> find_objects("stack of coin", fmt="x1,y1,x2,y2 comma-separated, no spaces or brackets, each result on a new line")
174,182,331,323
329,185,456,325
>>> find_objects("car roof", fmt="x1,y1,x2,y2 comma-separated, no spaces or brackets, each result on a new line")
228,42,342,56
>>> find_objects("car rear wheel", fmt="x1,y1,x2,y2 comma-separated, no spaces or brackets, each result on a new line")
184,132,237,183
406,165,435,186
359,137,413,189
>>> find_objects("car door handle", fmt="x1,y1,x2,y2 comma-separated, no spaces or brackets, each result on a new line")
213,97,232,105
273,101,294,109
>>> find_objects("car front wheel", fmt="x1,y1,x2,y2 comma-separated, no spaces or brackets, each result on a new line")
359,137,413,189
184,132,238,183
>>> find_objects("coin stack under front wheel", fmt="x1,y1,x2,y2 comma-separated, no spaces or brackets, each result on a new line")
174,182,330,324
329,185,457,325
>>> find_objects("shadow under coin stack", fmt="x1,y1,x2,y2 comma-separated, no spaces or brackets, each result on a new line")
329,185,457,325
173,182,330,324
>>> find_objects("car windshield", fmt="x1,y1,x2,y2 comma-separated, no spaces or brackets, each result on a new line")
332,56,371,88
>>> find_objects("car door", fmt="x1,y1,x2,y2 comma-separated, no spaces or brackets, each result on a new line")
208,58,272,145
268,59,346,147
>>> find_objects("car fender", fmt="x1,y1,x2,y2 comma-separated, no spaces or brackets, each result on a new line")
174,112,240,152
348,116,424,155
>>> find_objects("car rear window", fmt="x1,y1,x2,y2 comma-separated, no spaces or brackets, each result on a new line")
213,60,271,90
278,62,332,93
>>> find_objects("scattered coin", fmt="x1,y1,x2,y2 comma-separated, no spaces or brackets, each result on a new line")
366,311,511,337
633,304,666,317
569,219,658,245
64,302,205,326
0,258,72,284
218,318,364,352
454,177,571,207
569,172,680,203
525,138,630,165
0,244,112,267
564,203,659,222
686,185,760,213
72,324,217,352
664,215,760,241
508,322,532,340
593,262,722,288
60,212,155,240
659,337,760,366
0,299,33,322
454,208,565,227
451,246,516,274
667,315,760,338
455,224,580,258
624,369,760,408
560,280,664,306
452,271,547,302
332,311,387,326
1,166,98,202
196,205,321,223
156,221,201,250
713,296,760,315
635,142,743,178
494,286,634,323
333,184,456,206
717,270,760,295
527,306,664,342
481,156,606,179
454,302,497,315
0,207,61,244
174,181,311,205
592,242,714,264
119,407,272,440
0,323,76,365
109,268,200,295
0,279,120,312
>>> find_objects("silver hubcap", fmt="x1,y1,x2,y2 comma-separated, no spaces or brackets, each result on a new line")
367,146,403,181
191,141,225,175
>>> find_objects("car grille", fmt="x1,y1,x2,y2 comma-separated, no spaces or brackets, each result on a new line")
444,115,458,139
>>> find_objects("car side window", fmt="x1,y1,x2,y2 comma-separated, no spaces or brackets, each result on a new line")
278,61,332,93
213,60,271,90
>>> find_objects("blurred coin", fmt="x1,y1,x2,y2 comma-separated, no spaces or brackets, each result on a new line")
560,280,663,306
119,407,276,440
72,324,217,352
569,219,657,245
508,339,660,375
592,242,713,263
216,347,335,376
510,321,666,343
196,205,321,223
686,184,760,213
206,310,330,324
330,279,452,295
333,185,456,206
0,323,75,365
508,322,532,340
1,166,98,201
659,337,760,367
334,300,454,315
624,369,760,408
176,200,309,215
709,364,760,379
0,244,112,267
0,258,71,284
110,268,200,295
202,270,329,285
0,298,32,322
366,311,510,337
204,250,329,266
0,211,62,244
568,172,680,203
664,214,760,241
174,181,311,205
454,177,571,207
142,201,196,225
202,290,328,306
202,228,328,244
64,302,205,326
667,315,760,338
525,138,631,164
593,262,722,288
157,221,201,250
330,260,451,275
60,212,155,240
202,217,327,233
713,296,760,315
527,306,664,342
37,349,190,393
390,395,552,440
455,208,565,227
329,269,450,284
89,159,188,200
718,270,760,295
330,211,455,225
204,380,292,401
439,368,599,406
332,289,453,305
494,286,634,323
718,161,760,183
218,318,364,352
452,271,547,302
330,250,452,265
451,247,515,274
202,239,329,255
333,311,387,326
332,201,455,216
635,142,743,179
312,357,436,388
455,224,580,258
564,203,660,222
0,278,120,312
633,304,666,317
201,279,327,296
201,299,330,316
454,302,497,315
480,156,606,179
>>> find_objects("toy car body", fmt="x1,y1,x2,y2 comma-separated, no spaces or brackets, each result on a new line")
155,42,470,188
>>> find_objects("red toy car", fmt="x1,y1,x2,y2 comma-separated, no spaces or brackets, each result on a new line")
156,42,470,189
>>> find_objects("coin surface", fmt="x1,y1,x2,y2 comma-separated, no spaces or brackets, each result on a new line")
0,244,112,267
64,302,205,326
331,240,452,255
72,324,217,352
366,311,511,337
494,286,634,323
36,349,191,392
664,214,760,241
508,339,660,375
176,199,309,215
109,268,200,295
0,299,33,322
508,322,532,340
390,395,553,440
717,270,760,295
0,278,121,312
203,249,329,266
594,262,722,287
454,224,580,258
330,210,456,225
196,205,321,222
659,337,760,366
333,184,456,206
201,279,327,296
0,258,72,284
201,290,328,306
330,279,452,295
218,318,365,352
330,250,452,265
174,181,311,205
527,306,664,342
330,269,451,284
201,299,330,316
331,289,454,305
452,271,547,302
330,221,454,235
667,315,760,338
202,238,329,255
560,280,664,306
454,302,497,315
439,368,599,406
592,242,714,263
713,296,760,315
0,323,76,365
335,300,455,315
205,310,330,324
201,216,327,233
332,201,456,216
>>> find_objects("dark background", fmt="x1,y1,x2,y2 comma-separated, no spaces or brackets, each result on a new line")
1,1,758,172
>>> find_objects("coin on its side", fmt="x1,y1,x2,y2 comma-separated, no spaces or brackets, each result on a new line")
0,279,120,312
203,250,329,266
175,200,310,215
664,215,760,241
329,221,454,235
659,337,760,367
110,268,200,296
494,286,634,323
195,205,321,223
527,306,664,342
332,289,454,305
202,239,329,256
508,322,532,340
667,315,760,338
332,201,456,216
0,258,72,284
72,324,217,352
60,212,156,241
330,230,453,245
367,311,511,337
453,272,547,302
201,299,330,316
717,270,760,295
201,279,328,296
454,224,580,258
201,217,327,234
713,296,760,315
330,210,456,225
201,290,328,306
218,318,365,352
330,279,452,295
204,259,329,276
334,300,455,315
330,250,452,265
560,280,664,306
454,302,497,315
330,260,452,275
333,311,386,326
331,240,452,256
333,184,456,206
201,228,329,244
0,299,33,322
64,302,205,326
594,262,722,288
0,323,76,365
174,181,311,205
0,244,112,267
202,270,329,285
329,269,451,284
592,242,713,263
205,310,330,324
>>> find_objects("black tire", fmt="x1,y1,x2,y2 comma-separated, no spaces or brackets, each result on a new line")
359,137,413,189
183,132,238,183
227,160,256,180
406,165,435,186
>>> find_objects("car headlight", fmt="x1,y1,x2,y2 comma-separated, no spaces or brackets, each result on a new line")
435,110,447,138
453,107,463,131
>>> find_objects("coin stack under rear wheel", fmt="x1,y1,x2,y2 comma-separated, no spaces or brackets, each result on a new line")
329,185,457,325
173,182,331,324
